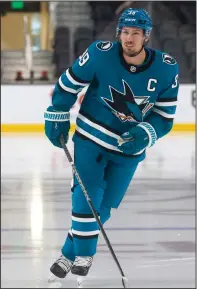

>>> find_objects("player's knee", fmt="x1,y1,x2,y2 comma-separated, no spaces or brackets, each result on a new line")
72,184,104,213
100,205,111,224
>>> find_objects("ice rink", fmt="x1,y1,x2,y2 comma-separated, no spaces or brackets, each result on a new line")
1,132,195,288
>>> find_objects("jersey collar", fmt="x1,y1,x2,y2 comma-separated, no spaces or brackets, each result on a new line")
118,43,155,73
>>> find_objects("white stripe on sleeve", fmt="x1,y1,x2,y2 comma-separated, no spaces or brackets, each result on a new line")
152,107,175,118
155,101,177,107
66,69,89,86
59,76,82,94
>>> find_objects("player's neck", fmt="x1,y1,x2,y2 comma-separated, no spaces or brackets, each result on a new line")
123,48,146,66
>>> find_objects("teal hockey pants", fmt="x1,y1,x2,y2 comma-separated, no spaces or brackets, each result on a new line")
62,136,144,260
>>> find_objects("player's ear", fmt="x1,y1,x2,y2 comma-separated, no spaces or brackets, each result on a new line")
143,30,149,42
144,35,150,45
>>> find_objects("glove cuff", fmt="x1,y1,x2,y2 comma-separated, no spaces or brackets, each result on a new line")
44,109,70,122
138,122,157,147
44,106,70,122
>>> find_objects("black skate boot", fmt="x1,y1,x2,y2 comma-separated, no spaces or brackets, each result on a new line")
49,255,73,279
71,256,93,276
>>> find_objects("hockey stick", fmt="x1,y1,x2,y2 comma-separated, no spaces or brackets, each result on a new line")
59,135,129,288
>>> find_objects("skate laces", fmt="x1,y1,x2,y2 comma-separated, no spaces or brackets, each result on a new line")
57,255,73,271
74,256,93,267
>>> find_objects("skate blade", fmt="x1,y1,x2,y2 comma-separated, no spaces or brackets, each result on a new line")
77,276,85,288
48,273,62,288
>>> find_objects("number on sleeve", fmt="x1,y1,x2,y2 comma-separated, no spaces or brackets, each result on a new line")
172,74,179,88
79,49,90,66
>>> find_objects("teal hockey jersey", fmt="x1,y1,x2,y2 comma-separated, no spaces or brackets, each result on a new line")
52,40,179,155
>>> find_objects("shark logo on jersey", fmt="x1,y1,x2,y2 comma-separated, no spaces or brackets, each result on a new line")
101,80,153,123
162,53,177,65
135,96,154,116
96,41,113,51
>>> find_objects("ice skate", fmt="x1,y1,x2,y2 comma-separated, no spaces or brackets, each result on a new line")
71,256,93,276
49,255,73,280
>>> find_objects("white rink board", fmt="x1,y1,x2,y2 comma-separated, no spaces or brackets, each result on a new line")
1,84,196,124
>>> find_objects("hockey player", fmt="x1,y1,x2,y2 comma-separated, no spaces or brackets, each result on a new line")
44,8,179,279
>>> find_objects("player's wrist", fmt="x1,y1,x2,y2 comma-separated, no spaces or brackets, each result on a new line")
44,106,70,122
137,122,157,147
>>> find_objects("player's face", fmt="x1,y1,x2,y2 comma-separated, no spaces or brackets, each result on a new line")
120,27,145,57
